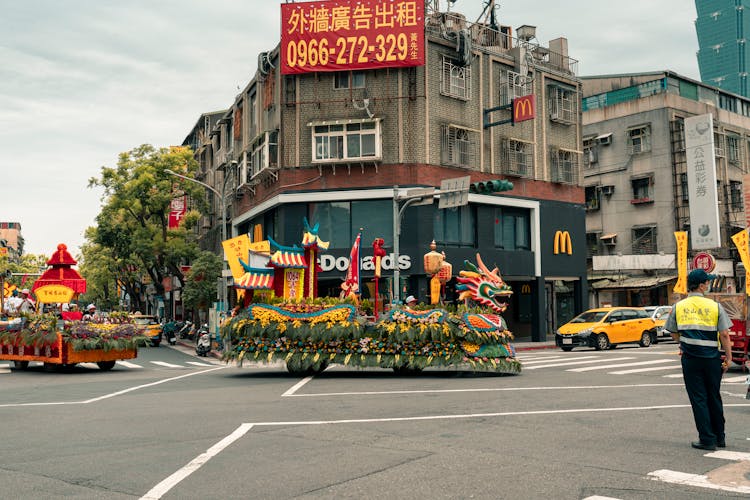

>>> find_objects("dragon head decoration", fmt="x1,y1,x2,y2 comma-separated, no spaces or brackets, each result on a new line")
455,254,513,313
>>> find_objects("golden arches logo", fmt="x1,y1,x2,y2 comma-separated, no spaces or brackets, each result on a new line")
513,94,535,123
520,284,531,294
553,230,572,255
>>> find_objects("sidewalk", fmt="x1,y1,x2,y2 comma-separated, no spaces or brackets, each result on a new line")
513,338,558,352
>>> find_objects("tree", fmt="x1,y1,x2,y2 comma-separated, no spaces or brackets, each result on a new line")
86,145,206,316
182,251,222,322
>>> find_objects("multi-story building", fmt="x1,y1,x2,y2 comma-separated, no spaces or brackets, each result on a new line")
184,4,587,341
0,222,24,260
582,70,750,307
695,0,750,97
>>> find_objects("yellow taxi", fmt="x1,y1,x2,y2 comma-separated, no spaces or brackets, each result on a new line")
130,313,163,347
644,305,673,340
555,307,657,351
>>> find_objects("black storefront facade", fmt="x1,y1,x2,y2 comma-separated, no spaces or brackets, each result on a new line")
233,188,587,342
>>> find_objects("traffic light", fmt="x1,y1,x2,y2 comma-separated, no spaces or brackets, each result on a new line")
469,179,514,194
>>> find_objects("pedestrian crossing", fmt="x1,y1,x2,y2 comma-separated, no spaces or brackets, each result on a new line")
0,359,215,373
518,352,750,381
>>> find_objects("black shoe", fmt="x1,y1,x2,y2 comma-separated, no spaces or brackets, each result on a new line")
717,441,726,448
691,441,717,451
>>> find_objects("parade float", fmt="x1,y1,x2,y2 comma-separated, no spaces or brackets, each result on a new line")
222,220,521,375
0,244,146,371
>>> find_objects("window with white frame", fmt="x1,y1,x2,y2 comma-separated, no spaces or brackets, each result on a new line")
441,56,471,100
441,125,476,168
627,125,651,154
312,120,380,163
334,71,366,90
500,69,532,105
714,132,725,157
548,85,576,124
631,176,653,202
500,139,533,177
248,130,279,180
549,148,578,184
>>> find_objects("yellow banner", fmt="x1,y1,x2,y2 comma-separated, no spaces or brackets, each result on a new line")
248,240,270,254
222,235,251,280
731,228,750,296
35,284,75,304
674,231,688,295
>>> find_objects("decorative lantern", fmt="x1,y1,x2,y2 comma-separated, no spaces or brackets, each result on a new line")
437,260,452,284
423,240,443,275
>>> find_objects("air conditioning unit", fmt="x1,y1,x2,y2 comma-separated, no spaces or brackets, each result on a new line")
599,185,615,196
598,134,612,146
550,111,559,120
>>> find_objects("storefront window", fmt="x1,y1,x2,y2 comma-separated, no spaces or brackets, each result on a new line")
434,205,475,246
310,202,351,248
494,207,530,250
310,200,393,249
352,200,391,245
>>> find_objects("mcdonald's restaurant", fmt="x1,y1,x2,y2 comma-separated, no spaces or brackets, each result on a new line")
234,189,588,343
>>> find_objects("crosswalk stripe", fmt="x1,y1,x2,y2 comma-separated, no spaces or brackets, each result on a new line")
524,358,611,370
522,356,598,365
117,360,142,368
151,361,184,368
0,365,9,374
186,361,213,366
723,375,749,383
609,364,681,375
663,373,683,378
568,359,670,373
518,355,566,362
80,363,99,370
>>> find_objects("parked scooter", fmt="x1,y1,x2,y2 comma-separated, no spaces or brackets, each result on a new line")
164,321,177,346
195,324,211,357
178,320,194,340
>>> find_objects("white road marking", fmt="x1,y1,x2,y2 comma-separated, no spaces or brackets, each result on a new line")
0,365,9,374
521,356,599,365
723,375,749,383
117,360,142,368
282,376,315,397
287,382,686,398
517,355,566,362
79,363,100,370
648,469,750,494
706,450,750,461
663,373,683,378
524,358,614,370
140,423,254,500
609,365,682,375
150,361,184,368
185,361,213,367
568,359,673,373
583,496,622,500
0,367,225,407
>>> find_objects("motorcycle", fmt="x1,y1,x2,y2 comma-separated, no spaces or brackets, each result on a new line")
178,320,194,340
195,324,211,357
163,320,178,346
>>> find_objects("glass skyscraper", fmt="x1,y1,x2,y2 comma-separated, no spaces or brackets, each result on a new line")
695,0,750,96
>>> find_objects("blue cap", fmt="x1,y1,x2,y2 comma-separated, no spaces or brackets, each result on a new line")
687,268,716,287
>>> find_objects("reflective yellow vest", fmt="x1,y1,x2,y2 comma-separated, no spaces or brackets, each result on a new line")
674,295,720,357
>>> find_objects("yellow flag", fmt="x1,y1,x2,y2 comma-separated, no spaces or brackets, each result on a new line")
674,232,688,295
731,229,750,296
222,234,251,279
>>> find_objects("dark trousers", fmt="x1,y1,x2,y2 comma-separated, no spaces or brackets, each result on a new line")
681,354,725,445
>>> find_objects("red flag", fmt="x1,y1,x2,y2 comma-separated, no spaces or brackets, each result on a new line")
341,232,361,297
21,274,28,285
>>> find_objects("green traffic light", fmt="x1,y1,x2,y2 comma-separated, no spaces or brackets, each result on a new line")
469,179,514,193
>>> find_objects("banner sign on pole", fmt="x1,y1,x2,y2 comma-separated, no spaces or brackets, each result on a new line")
684,114,721,249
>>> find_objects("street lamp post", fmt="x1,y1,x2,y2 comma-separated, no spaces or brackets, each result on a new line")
165,164,236,352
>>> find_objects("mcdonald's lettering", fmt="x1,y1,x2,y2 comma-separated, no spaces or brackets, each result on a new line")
513,94,535,124
553,230,573,255
520,284,531,294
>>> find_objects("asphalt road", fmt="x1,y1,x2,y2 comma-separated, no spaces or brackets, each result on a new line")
1,340,749,499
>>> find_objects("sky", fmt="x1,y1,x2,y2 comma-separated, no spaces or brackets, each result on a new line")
0,0,700,258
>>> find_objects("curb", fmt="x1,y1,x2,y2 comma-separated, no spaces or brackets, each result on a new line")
515,344,559,352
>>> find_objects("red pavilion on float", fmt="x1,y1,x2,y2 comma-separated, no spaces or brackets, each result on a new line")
32,244,87,304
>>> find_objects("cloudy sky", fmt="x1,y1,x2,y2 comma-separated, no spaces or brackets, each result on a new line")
1,0,699,257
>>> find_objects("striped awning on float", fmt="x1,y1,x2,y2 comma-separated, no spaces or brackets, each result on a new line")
270,250,306,268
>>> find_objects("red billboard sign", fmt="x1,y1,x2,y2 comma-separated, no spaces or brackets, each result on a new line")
512,94,535,124
168,195,187,229
281,0,425,75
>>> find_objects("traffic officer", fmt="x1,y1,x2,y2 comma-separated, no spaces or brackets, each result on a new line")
663,268,733,451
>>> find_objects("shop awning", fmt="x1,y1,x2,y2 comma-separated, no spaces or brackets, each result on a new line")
591,275,677,290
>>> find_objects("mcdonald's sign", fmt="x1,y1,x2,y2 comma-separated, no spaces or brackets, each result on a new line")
553,230,572,255
513,94,535,124
520,284,531,294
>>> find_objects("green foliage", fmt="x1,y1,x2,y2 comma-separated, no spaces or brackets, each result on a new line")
82,145,206,311
182,251,222,312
